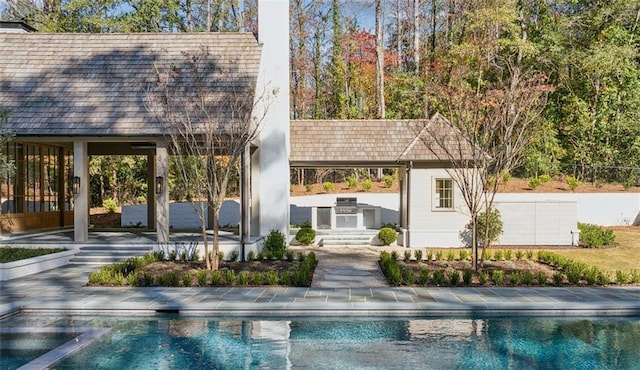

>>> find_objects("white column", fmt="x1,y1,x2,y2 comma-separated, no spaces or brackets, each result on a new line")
73,140,88,243
147,154,156,230
155,142,169,243
255,0,290,237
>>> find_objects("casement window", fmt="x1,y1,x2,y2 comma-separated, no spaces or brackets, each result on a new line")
433,178,454,210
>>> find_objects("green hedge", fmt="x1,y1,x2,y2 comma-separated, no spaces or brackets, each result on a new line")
0,247,67,263
577,223,615,248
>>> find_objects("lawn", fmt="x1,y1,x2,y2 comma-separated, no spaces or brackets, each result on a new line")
552,227,640,274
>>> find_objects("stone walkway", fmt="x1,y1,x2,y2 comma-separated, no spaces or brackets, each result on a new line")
2,247,640,318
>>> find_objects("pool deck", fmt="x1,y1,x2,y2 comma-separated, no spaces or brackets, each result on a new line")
2,250,640,319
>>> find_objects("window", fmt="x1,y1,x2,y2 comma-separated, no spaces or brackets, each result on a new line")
434,178,453,210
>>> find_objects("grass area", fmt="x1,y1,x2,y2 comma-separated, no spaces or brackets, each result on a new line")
0,247,67,263
553,228,640,274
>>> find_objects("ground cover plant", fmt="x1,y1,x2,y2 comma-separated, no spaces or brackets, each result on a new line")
87,249,317,287
0,247,67,263
379,246,639,287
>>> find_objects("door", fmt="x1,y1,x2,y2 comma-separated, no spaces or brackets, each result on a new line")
317,207,331,229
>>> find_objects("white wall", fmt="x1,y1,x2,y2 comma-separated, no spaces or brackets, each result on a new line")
495,201,577,246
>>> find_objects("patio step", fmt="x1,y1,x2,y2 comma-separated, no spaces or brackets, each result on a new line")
318,234,376,247
69,245,153,265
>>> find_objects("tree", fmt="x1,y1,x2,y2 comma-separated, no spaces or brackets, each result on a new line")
145,46,272,270
420,0,552,270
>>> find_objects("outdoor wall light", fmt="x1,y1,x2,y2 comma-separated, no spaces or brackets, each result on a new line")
72,176,81,195
155,176,164,195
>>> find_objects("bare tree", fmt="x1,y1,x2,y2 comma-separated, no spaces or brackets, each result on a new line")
145,46,272,270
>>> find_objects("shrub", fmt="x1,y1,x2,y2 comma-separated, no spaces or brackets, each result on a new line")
322,181,335,192
521,271,534,286
494,250,503,261
427,250,433,261
435,250,443,261
566,176,579,191
387,264,402,285
478,272,489,285
197,270,208,286
484,249,492,261
346,175,358,188
578,223,615,248
491,270,505,286
552,272,564,286
449,270,461,286
404,250,412,262
263,229,286,259
237,271,249,286
224,269,236,285
362,178,373,191
286,250,295,262
247,251,256,262
403,269,416,285
182,273,193,287
414,249,423,261
515,250,524,260
378,227,397,246
229,250,239,262
463,269,473,286
509,273,519,285
631,270,640,284
281,271,292,285
295,222,316,246
446,250,455,261
0,247,67,263
504,249,512,261
390,250,400,261
566,266,582,284
616,270,630,285
459,249,469,261
539,174,552,184
102,198,117,213
584,267,602,286
529,177,541,189
526,250,534,260
432,270,446,286
266,270,279,285
418,268,430,285
252,272,264,285
475,208,503,247
535,271,547,286
305,184,313,192
383,175,394,188
501,171,512,183
210,271,223,286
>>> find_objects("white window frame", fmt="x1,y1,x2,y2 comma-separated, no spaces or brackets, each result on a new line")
432,178,454,211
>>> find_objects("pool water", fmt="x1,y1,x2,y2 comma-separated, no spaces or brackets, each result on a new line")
0,332,77,369
2,314,640,369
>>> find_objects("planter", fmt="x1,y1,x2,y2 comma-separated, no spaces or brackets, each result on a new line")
0,249,76,281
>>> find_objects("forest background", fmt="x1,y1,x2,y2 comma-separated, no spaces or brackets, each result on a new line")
1,0,639,208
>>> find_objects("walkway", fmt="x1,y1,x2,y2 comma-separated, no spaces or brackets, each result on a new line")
307,246,388,288
2,248,640,318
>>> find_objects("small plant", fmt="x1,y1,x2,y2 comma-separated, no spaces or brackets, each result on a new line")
236,271,249,286
616,270,630,285
182,273,192,287
566,266,582,284
281,271,292,285
224,269,236,285
552,272,564,286
247,251,256,262
484,249,492,261
286,250,295,262
501,171,512,183
229,250,239,262
217,251,224,264
403,269,416,285
404,250,412,262
463,269,473,286
197,270,208,286
387,264,402,285
414,249,423,261
102,198,117,213
346,175,358,188
539,174,552,184
535,271,547,286
526,250,534,260
475,208,503,248
418,268,430,285
427,250,433,261
494,250,503,261
295,221,316,246
252,272,264,285
322,181,335,192
378,227,397,246
383,175,394,188
435,250,443,261
391,250,400,261
446,250,455,261
631,270,640,284
566,176,580,191
432,270,446,286
362,178,373,191
504,249,512,261
263,229,286,259
305,184,313,192
458,249,469,261
509,273,520,285
449,270,461,286
529,177,541,189
210,271,223,286
478,272,489,285
491,270,505,286
521,271,534,286
515,250,524,260
266,270,279,285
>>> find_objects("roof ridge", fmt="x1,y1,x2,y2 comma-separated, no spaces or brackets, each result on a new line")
397,114,440,160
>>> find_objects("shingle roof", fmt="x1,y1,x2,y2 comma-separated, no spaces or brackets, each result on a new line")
289,113,474,165
0,32,262,137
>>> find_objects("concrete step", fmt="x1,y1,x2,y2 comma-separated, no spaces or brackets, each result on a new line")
318,234,375,246
68,245,153,265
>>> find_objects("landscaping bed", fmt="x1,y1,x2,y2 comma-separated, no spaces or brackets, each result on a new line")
379,249,640,287
0,247,67,263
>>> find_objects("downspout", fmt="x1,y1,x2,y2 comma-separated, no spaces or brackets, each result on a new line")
406,161,412,248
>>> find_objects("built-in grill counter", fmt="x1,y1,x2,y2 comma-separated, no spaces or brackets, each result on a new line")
310,197,381,230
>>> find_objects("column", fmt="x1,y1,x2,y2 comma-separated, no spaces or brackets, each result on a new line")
73,140,88,242
147,154,156,230
155,142,169,243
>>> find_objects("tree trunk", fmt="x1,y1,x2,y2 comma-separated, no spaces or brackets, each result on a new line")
414,0,420,75
375,0,385,119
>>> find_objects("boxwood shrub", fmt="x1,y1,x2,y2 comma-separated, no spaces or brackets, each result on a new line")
378,227,397,246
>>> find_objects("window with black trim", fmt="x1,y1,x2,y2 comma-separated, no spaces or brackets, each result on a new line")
434,178,453,209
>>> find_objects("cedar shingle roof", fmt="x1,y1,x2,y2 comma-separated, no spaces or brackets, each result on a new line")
0,32,261,136
290,113,474,165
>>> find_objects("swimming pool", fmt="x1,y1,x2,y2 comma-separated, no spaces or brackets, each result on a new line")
3,314,640,369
